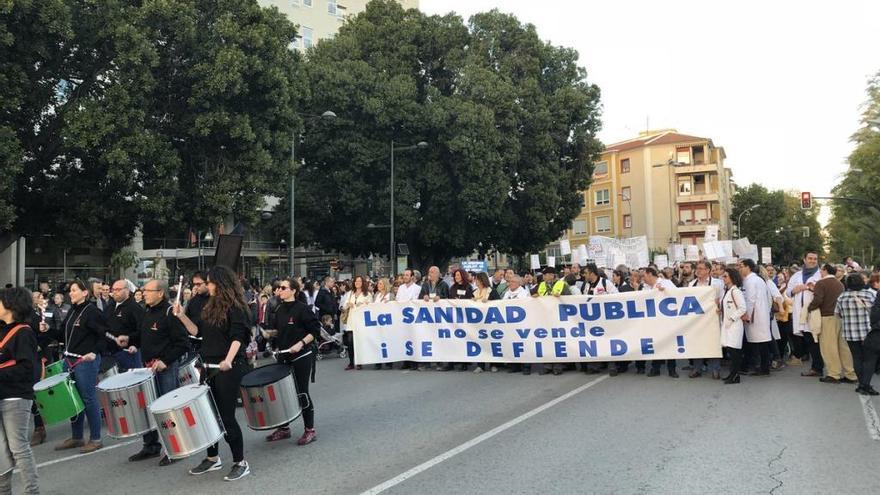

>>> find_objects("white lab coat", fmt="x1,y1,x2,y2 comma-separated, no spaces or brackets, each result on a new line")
766,279,783,340
721,286,746,349
743,273,772,343
786,269,821,335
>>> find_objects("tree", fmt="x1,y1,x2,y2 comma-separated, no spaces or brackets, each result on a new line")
2,0,301,249
288,1,602,270
828,70,880,265
730,184,822,265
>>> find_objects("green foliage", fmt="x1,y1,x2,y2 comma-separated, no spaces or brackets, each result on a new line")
828,70,880,265
1,0,301,247
730,184,822,265
286,1,603,269
110,248,139,271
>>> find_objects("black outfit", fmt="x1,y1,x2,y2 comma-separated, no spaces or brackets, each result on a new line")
139,300,189,453
53,301,108,358
418,280,450,300
314,289,338,320
272,300,320,429
184,293,209,354
0,322,40,400
106,297,144,359
199,305,250,464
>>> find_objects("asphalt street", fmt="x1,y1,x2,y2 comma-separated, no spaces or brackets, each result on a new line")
15,357,880,495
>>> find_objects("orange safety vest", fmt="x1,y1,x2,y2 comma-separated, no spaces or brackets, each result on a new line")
0,324,27,369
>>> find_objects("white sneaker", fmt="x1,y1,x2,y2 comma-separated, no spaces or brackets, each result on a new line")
473,367,483,373
490,366,499,373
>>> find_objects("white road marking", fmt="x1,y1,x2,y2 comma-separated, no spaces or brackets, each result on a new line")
15,440,140,473
360,374,610,495
859,395,880,441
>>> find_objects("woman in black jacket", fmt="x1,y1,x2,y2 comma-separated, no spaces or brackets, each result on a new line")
441,269,474,372
50,280,108,453
0,287,41,494
264,278,320,444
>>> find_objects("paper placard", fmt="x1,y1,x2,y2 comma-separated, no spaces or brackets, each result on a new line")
761,247,772,265
560,239,571,256
577,244,589,265
654,255,669,269
732,238,751,256
530,254,541,270
704,225,719,242
686,245,700,262
547,256,556,267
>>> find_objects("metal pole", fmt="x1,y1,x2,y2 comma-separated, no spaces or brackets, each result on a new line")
390,140,395,278
287,138,296,275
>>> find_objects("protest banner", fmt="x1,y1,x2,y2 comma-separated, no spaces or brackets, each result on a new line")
350,287,721,365
461,260,488,273
588,235,649,269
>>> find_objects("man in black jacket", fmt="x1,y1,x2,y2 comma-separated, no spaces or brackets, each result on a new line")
107,279,145,371
124,279,189,466
315,277,338,321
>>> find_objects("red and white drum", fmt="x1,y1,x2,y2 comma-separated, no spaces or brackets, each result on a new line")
149,385,224,460
177,355,201,386
97,369,157,439
239,363,305,430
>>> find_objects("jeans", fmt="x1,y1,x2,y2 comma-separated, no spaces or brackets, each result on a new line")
0,399,39,494
846,340,878,389
65,356,102,442
142,363,180,452
112,349,143,373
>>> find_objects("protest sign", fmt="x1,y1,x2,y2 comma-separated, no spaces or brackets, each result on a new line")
588,235,649,269
461,261,488,273
761,247,772,265
560,239,572,256
530,254,541,270
351,287,721,364
654,254,669,269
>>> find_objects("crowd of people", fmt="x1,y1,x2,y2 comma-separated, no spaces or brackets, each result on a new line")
2,252,880,493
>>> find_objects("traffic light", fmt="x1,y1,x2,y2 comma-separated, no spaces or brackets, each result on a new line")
800,191,812,210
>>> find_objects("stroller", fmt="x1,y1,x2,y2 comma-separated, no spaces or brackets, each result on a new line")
316,315,347,360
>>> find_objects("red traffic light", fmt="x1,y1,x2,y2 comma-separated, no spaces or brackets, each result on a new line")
800,192,812,210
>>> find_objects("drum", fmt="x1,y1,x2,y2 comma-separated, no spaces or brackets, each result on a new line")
44,360,64,378
97,369,158,439
239,363,305,431
149,385,224,460
177,355,201,386
33,373,84,425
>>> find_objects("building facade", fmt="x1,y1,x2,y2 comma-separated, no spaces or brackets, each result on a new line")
562,129,735,252
260,0,419,50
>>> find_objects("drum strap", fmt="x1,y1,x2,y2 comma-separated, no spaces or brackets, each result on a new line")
0,324,27,369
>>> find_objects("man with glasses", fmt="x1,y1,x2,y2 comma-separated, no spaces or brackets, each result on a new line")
107,279,145,371
182,272,209,357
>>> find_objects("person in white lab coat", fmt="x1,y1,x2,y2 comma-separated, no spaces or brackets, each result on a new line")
740,259,772,376
720,267,747,384
785,251,823,375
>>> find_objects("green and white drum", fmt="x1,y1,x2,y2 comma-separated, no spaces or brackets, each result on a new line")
33,373,84,425
44,360,64,378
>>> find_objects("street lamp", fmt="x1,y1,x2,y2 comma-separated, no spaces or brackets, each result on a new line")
736,204,761,239
290,110,337,276
199,231,214,270
389,140,429,277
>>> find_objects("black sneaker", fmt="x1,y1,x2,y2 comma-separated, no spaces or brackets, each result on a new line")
129,448,161,462
189,458,222,475
158,455,177,467
224,461,250,481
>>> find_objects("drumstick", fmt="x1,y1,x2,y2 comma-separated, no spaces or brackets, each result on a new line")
174,275,184,307
204,363,222,369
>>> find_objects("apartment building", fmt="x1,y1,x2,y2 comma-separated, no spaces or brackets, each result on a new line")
561,129,735,252
260,0,420,49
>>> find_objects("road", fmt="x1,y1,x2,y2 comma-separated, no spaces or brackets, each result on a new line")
15,358,880,495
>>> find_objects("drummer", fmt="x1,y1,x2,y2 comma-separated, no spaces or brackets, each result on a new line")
107,279,145,372
0,287,41,495
182,272,209,359
44,280,108,454
124,279,189,466
265,278,318,445
174,266,250,482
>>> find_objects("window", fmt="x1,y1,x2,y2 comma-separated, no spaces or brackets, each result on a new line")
620,186,631,201
692,146,705,164
593,161,608,177
303,0,313,6
679,208,693,224
572,219,588,235
579,193,586,208
676,146,691,164
595,189,610,206
693,174,706,194
678,178,692,195
623,214,632,229
620,158,630,174
595,216,611,233
327,0,337,15
301,26,314,48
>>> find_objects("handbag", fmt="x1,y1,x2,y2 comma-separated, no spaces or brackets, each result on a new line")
807,308,822,336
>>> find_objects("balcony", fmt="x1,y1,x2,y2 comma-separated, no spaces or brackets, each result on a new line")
674,162,718,174
677,220,717,233
677,191,719,204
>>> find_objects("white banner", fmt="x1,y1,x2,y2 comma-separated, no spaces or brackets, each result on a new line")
350,288,721,364
588,235,649,269
560,239,571,256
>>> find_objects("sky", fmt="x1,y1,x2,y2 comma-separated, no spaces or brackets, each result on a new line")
420,0,880,225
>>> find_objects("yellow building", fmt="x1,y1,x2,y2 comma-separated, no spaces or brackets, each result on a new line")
560,129,735,253
260,0,420,49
